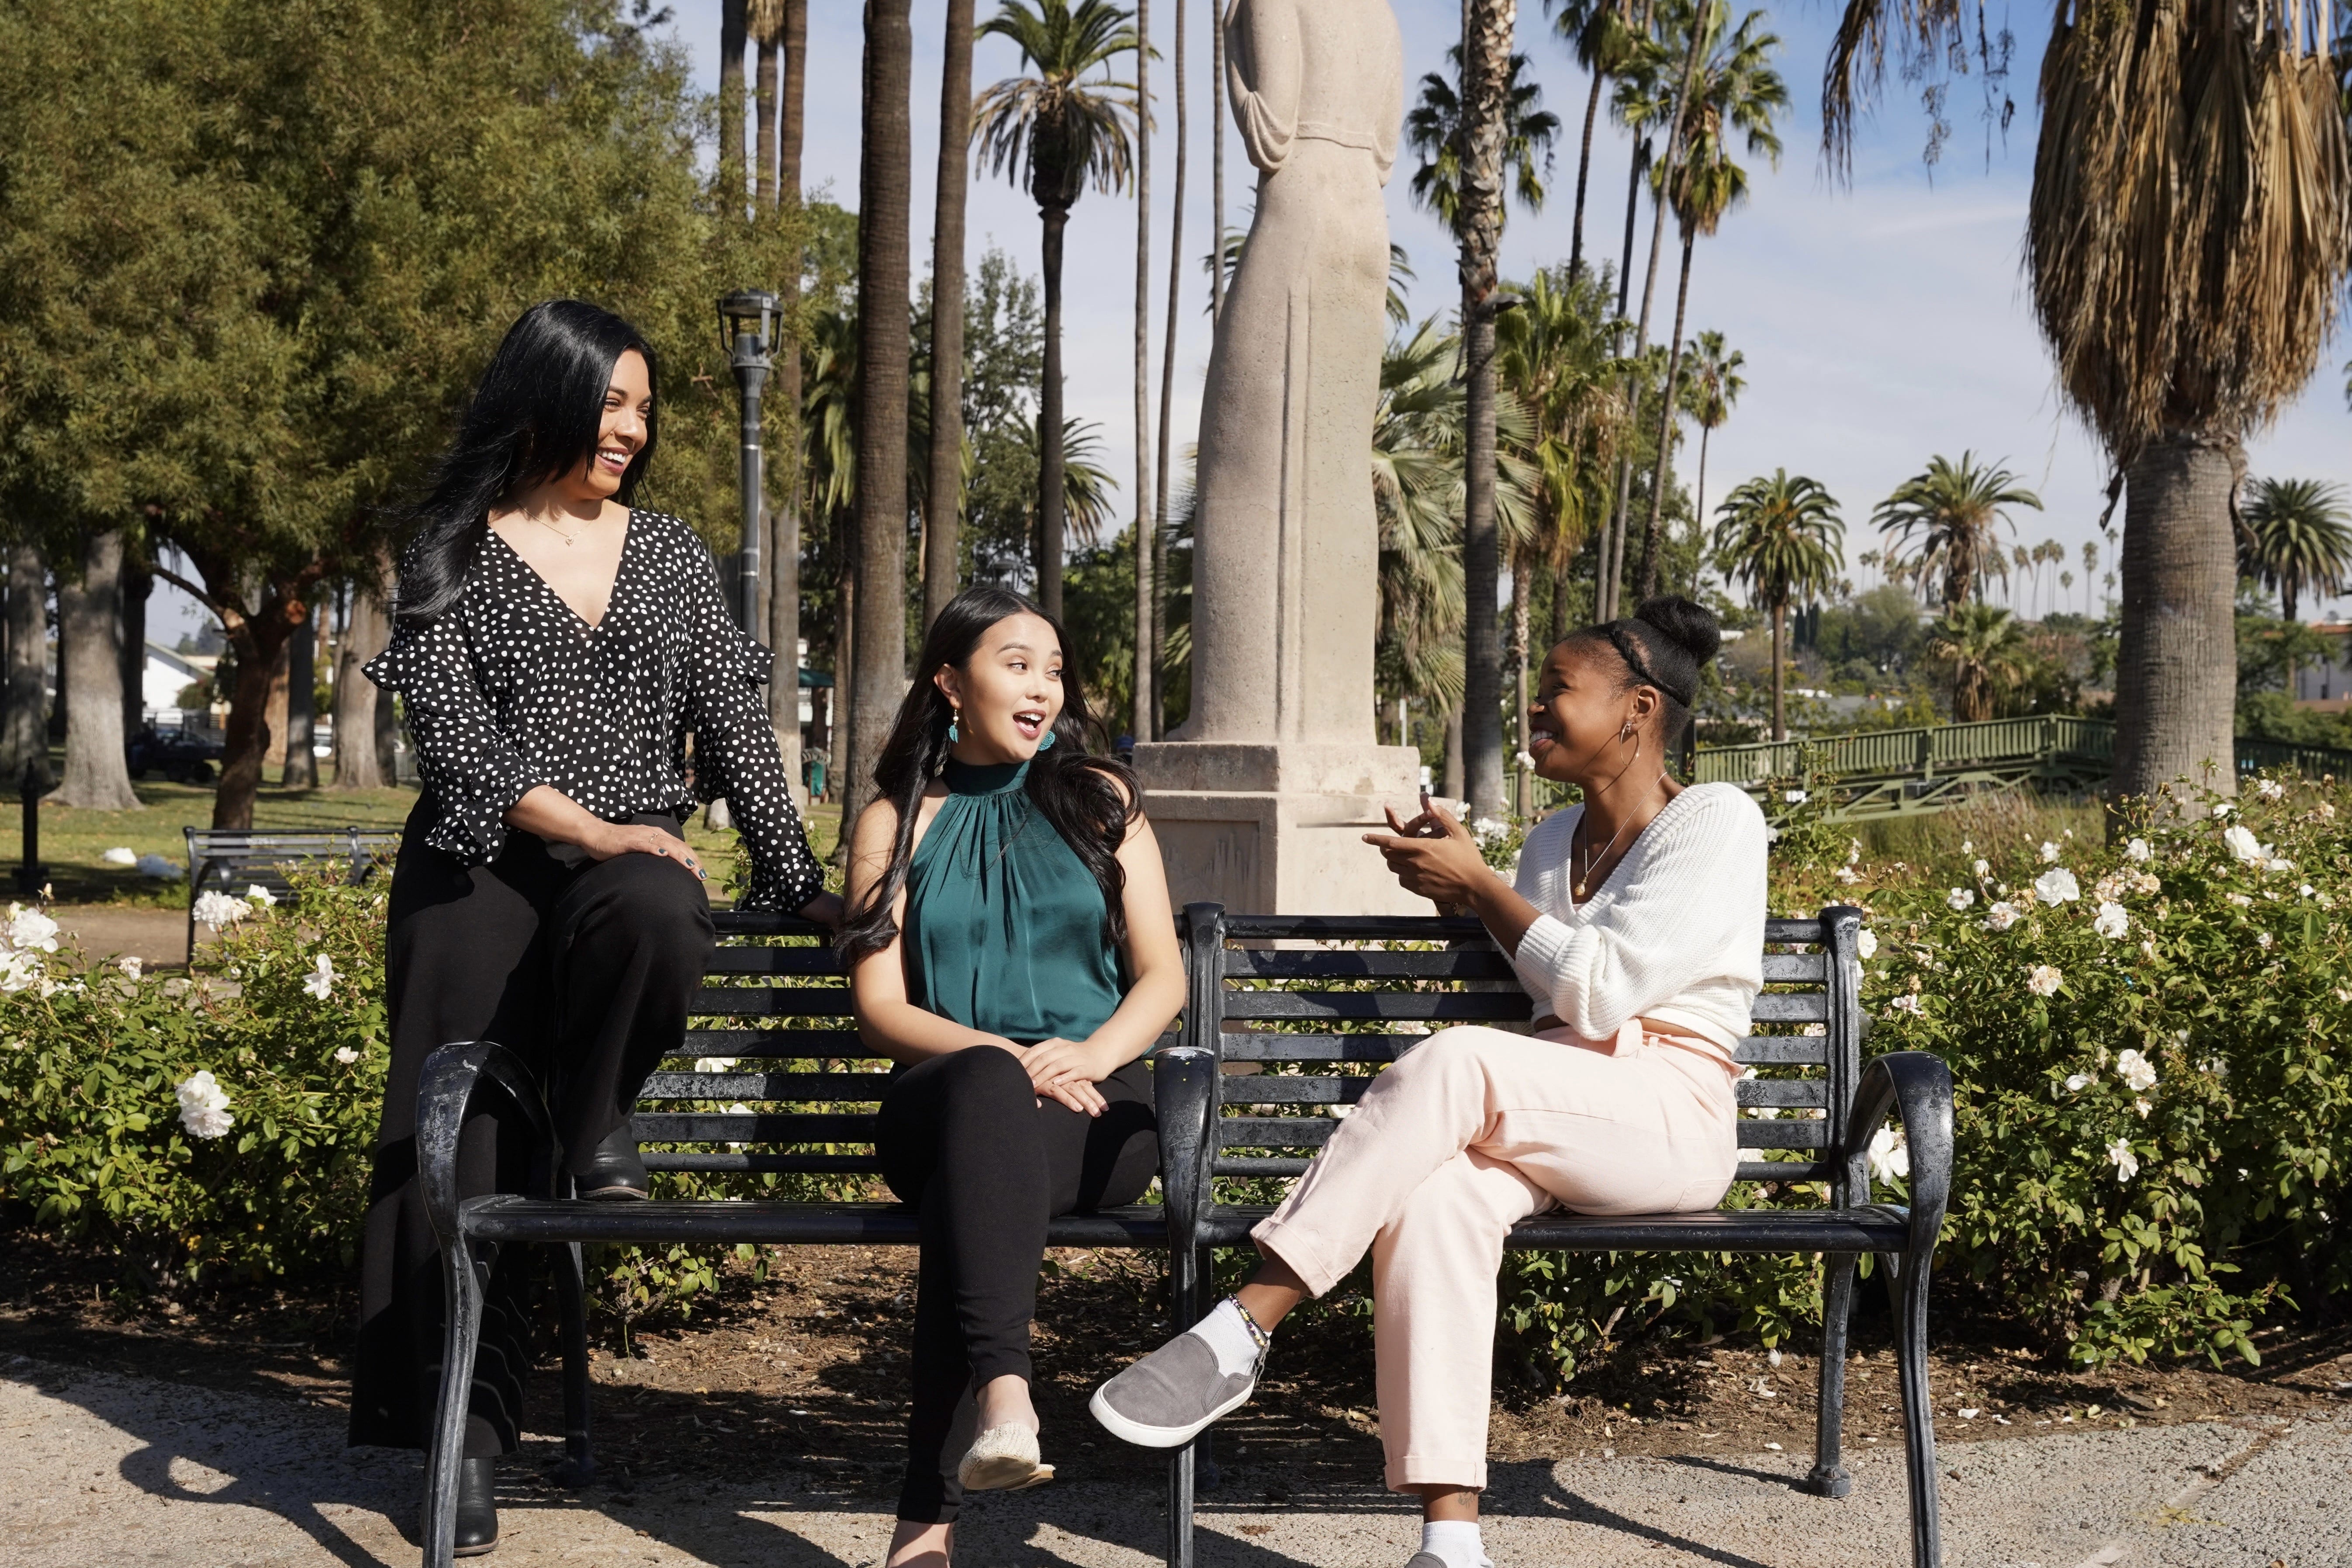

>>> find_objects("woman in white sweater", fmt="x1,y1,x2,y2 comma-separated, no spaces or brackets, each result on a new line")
1091,596,1766,1568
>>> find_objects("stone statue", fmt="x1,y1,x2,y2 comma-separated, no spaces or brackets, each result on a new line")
1179,0,1404,743
1136,0,1420,914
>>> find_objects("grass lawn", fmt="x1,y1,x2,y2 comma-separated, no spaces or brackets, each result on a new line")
2,750,844,907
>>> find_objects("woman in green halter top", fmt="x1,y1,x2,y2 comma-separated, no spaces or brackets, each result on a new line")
840,588,1184,1567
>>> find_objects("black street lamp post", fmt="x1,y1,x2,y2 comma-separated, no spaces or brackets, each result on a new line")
718,290,781,632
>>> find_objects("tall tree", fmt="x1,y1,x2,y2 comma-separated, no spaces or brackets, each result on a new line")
0,543,48,791
720,0,749,217
1629,0,1782,596
1825,0,2352,805
1712,468,1842,741
1548,0,1638,278
1149,0,1189,738
1680,329,1741,525
972,0,1141,619
1131,0,1154,741
2241,478,2352,623
1409,13,1553,814
1927,602,2030,722
282,604,318,789
1872,451,2042,612
927,0,977,631
52,528,139,810
770,0,810,800
849,0,915,821
752,0,782,212
332,570,390,790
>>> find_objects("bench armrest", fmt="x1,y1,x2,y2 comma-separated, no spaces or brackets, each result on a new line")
1844,1049,1953,1273
416,1040,558,1251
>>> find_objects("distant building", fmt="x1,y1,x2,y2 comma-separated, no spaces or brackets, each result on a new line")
2292,623,2352,708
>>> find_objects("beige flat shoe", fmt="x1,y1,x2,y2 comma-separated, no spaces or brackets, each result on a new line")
956,1422,1055,1492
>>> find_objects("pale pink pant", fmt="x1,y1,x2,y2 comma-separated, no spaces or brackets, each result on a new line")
1251,1023,1739,1492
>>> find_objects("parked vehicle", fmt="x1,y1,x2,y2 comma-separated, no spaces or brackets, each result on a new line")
126,724,222,783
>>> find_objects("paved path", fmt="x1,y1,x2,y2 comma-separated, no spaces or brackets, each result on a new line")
50,906,201,965
3,1353,2341,1568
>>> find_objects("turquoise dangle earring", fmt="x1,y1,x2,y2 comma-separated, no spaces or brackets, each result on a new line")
947,703,961,743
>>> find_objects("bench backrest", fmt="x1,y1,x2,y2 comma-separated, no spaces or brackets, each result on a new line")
1181,904,1869,1209
184,827,402,896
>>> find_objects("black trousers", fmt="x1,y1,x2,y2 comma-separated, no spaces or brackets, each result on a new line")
349,800,716,1456
876,1045,1159,1523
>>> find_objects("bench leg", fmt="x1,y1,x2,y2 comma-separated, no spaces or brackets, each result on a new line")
1163,1242,1202,1568
1192,1245,1223,1494
1882,1251,1944,1568
1806,1254,1855,1498
423,1232,488,1568
556,1241,597,1488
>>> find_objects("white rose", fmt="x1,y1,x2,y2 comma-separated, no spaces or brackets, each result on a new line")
2027,964,2063,997
1947,888,1975,911
1888,993,1925,1016
2063,1072,2093,1093
2222,824,2268,865
116,955,144,982
303,953,336,1000
175,1071,235,1140
2114,1047,2158,1093
246,883,278,907
1982,902,2020,933
1785,789,1808,804
2093,902,2129,940
2039,841,2062,863
192,890,249,929
2106,1137,2140,1182
333,1046,361,1065
2033,867,2081,904
6,905,59,953
1867,1125,1910,1183
1857,929,1878,959
1973,858,1990,878
2256,778,2286,801
2125,837,2152,862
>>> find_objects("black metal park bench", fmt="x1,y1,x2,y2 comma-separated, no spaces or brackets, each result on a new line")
415,902,1953,1568
182,826,401,961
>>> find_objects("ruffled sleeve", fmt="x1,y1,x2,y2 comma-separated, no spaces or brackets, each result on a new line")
364,611,543,861
675,534,826,914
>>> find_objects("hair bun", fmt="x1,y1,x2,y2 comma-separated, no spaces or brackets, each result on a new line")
1632,595,1722,669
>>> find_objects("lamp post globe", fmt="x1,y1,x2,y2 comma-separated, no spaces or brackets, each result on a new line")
717,289,780,631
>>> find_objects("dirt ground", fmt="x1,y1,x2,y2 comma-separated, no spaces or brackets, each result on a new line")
2,1239,2343,1506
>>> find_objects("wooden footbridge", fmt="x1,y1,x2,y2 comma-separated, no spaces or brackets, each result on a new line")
1684,715,2352,821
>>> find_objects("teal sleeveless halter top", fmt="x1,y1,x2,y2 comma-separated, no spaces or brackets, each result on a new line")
902,756,1125,1045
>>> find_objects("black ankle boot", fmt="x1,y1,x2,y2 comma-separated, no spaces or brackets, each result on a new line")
454,1454,499,1557
578,1122,649,1201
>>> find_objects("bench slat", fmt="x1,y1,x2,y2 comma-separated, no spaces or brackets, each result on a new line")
1215,1077,1369,1107
643,1152,885,1174
1217,1116,1339,1149
633,1112,876,1143
1218,991,1537,1022
1733,1035,1829,1065
1221,949,1521,981
1191,1203,1904,1253
1759,952,1828,982
704,947,848,976
460,1196,1168,1248
1215,1031,1832,1066
1736,1079,1828,1108
1737,1120,1830,1149
676,1029,875,1059
692,987,857,1018
1210,1156,1842,1184
1750,992,1830,1022
640,1072,894,1102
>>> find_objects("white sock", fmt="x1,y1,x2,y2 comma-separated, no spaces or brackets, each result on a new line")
1186,1297,1266,1378
1418,1520,1487,1568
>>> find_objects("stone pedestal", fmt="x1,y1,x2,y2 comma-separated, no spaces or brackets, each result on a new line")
1135,741,1425,916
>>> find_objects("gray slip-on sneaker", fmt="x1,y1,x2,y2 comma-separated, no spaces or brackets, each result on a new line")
1089,1329,1261,1448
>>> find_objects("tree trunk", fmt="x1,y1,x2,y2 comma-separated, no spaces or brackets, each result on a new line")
2110,433,2240,809
1442,706,1466,800
282,602,318,789
54,528,140,810
770,0,810,804
755,18,779,211
334,575,389,790
1510,550,1532,816
1131,0,1157,744
120,554,149,744
1694,423,1711,534
1151,0,1189,741
1569,61,1605,279
1037,203,1069,619
1597,141,1650,621
1770,598,1785,743
264,640,291,767
1459,0,1515,817
925,0,974,637
1633,229,1696,597
849,0,913,824
719,0,748,217
1210,0,1227,321
0,543,50,790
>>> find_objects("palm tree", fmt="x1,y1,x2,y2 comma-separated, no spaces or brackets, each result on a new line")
766,0,809,772
1413,7,1556,814
848,0,916,821
2241,478,2352,623
2033,539,2064,618
1548,0,1641,278
1627,0,1783,595
1680,329,1742,527
1149,0,1191,740
1825,0,2352,803
1130,0,1157,743
926,0,978,631
1372,322,1473,722
1926,602,2030,722
973,0,1141,619
1712,469,1843,741
720,0,748,214
1871,451,2042,612
2010,543,2030,613
2079,538,2099,615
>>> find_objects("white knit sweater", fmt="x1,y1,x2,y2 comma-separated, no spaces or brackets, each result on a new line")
1508,782,1768,1050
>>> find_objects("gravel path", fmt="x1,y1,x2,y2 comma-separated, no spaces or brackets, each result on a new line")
3,1352,2340,1568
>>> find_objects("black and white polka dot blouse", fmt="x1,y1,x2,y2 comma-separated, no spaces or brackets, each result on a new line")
365,509,825,913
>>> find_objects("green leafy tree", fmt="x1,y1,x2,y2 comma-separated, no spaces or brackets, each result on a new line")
972,0,1140,618
1679,329,1744,527
1404,46,1562,234
1872,452,2044,613
1926,601,2030,722
1712,469,1843,740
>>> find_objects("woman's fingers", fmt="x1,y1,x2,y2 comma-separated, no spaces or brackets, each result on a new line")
619,828,706,881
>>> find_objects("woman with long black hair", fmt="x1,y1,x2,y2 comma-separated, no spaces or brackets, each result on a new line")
349,299,838,1556
842,586,1183,1568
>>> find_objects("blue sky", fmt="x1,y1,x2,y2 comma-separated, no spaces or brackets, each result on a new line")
152,0,2352,643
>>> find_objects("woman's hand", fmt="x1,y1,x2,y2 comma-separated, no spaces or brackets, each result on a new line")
1019,1035,1118,1117
1363,800,1493,910
581,819,708,881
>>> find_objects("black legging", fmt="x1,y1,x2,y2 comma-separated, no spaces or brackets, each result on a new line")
876,1045,1159,1523
350,800,715,1457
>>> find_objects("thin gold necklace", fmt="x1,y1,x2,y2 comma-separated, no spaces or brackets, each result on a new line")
528,512,585,547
